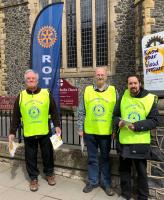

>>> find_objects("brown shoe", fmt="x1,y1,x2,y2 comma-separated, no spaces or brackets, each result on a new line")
30,180,38,192
46,175,56,186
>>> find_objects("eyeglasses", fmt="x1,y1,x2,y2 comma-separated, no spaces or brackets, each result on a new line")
96,74,106,77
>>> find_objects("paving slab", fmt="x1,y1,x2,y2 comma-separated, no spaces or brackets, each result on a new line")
0,185,8,195
0,162,119,200
0,187,44,200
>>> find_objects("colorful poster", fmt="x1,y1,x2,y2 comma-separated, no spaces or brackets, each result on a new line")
142,31,164,91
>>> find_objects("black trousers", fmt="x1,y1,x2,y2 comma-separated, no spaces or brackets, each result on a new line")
24,134,54,181
119,156,148,200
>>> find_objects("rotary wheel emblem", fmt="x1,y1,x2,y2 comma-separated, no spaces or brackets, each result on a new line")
93,105,105,116
28,106,40,119
38,26,57,48
128,112,140,123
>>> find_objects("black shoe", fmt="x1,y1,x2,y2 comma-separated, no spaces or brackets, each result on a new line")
104,187,115,196
83,183,98,193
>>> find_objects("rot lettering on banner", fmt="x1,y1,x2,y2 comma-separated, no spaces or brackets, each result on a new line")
0,97,16,110
60,79,78,107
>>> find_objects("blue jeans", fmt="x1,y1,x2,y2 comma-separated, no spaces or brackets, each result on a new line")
84,134,111,188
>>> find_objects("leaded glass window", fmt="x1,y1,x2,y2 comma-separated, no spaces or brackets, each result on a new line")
66,0,77,68
96,0,108,66
81,0,93,67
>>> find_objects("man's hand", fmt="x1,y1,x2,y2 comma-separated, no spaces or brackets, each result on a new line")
118,120,126,128
78,131,84,137
119,120,135,131
8,134,15,143
55,127,61,136
128,124,135,131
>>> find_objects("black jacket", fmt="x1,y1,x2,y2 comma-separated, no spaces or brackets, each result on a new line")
113,88,160,159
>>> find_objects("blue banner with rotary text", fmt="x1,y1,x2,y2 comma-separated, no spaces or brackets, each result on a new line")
31,3,63,109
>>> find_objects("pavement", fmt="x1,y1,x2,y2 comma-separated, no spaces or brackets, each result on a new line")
0,161,120,200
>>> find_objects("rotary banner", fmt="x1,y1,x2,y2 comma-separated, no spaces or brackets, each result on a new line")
142,31,164,94
31,3,63,107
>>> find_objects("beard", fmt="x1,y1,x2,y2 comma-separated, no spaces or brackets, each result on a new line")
130,88,140,96
96,79,105,87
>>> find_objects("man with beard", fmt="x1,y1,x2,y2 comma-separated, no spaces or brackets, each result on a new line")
77,67,117,196
113,75,159,200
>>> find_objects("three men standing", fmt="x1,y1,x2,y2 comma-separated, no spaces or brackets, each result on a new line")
8,69,159,199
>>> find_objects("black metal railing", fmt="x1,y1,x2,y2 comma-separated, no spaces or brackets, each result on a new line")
0,109,116,149
0,109,79,145
0,110,13,140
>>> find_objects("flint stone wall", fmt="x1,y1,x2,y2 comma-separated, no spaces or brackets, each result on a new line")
1,0,30,95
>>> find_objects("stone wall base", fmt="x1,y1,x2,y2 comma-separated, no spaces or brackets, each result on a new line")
0,141,120,188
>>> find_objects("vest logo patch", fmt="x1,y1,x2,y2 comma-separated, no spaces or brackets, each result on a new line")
93,104,105,116
128,112,140,122
28,106,40,119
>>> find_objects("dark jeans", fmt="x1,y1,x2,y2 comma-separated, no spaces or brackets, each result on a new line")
84,134,111,188
119,156,148,200
24,134,54,181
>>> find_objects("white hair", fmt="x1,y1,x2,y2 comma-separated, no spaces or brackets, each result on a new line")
24,69,39,82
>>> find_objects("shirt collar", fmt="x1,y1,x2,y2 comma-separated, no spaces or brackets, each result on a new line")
93,83,109,91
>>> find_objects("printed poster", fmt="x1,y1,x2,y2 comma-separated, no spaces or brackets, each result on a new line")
142,31,164,91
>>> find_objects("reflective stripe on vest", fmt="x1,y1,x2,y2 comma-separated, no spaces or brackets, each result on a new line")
20,89,50,137
119,89,155,144
84,85,116,135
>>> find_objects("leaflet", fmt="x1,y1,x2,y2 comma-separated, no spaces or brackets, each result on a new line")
50,134,63,150
9,141,18,157
80,136,85,153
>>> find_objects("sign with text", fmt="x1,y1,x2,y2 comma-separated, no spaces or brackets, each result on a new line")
142,31,164,93
60,79,78,107
0,97,16,110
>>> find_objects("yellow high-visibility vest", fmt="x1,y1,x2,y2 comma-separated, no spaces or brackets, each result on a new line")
120,89,155,144
84,85,116,135
20,89,50,137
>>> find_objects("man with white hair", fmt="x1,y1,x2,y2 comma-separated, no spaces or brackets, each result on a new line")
9,69,61,192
